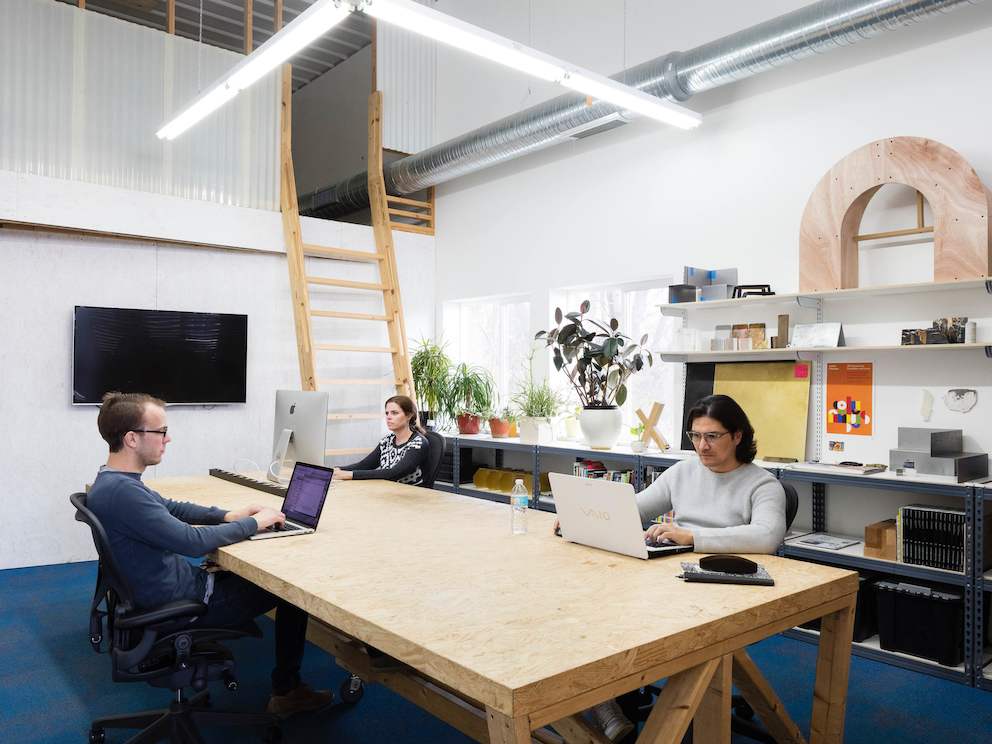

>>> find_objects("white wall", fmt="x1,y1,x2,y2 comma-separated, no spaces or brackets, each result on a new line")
292,45,372,198
0,181,434,570
428,1,992,537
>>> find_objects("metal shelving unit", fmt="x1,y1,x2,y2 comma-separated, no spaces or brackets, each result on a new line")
977,485,992,690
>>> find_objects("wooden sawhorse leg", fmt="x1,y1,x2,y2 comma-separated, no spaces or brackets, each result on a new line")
810,599,856,744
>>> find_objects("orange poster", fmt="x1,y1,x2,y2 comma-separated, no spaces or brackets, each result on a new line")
826,363,873,436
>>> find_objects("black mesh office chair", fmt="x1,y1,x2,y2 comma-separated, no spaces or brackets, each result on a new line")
422,430,446,488
619,481,801,744
70,492,280,743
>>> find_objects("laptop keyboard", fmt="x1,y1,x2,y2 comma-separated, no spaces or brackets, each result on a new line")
266,521,304,533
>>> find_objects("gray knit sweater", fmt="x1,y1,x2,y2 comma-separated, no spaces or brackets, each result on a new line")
636,457,786,554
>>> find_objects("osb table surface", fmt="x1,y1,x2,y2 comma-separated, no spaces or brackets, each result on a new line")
149,475,857,718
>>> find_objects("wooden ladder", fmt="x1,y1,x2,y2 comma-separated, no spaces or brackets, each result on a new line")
278,73,414,459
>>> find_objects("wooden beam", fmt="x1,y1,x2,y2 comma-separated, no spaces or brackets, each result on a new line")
305,276,387,291
244,0,254,55
167,0,175,34
549,715,612,744
303,243,384,262
387,195,433,210
855,225,933,242
388,207,434,222
810,600,856,744
315,344,396,353
311,309,390,321
694,654,732,744
78,0,85,9
637,658,720,744
390,222,435,236
274,0,283,32
732,650,807,744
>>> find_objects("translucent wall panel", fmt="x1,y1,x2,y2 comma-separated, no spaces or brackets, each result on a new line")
377,10,436,154
0,0,279,210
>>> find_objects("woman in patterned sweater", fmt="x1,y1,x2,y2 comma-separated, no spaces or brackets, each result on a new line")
333,395,430,486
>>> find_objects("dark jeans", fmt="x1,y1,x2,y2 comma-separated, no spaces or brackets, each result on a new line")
197,571,308,695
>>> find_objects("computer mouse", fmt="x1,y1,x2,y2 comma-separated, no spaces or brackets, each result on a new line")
699,555,758,574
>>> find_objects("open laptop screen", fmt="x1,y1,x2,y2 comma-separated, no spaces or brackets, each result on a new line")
283,462,333,528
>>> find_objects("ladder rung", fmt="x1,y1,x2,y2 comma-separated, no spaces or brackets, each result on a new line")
328,413,382,421
304,244,384,262
310,309,390,321
319,378,403,386
388,207,433,222
389,223,434,235
306,276,387,291
325,448,372,456
315,344,397,353
386,195,432,209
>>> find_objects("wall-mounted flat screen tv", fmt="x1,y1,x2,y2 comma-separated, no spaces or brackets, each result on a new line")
72,306,248,405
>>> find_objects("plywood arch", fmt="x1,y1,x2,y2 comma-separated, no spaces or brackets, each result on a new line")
799,137,992,291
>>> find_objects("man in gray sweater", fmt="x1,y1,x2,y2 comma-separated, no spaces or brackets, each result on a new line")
592,394,786,740
86,392,332,718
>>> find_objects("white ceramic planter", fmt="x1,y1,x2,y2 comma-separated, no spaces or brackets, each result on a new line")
518,416,554,445
579,407,623,450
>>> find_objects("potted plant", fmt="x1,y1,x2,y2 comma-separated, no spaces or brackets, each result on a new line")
536,300,653,450
630,423,647,453
446,363,494,435
410,337,452,429
488,405,515,439
511,376,562,445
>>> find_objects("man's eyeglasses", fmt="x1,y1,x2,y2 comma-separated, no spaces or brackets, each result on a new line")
685,430,730,444
131,428,168,437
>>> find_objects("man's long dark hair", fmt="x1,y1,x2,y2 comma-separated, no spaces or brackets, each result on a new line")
686,394,757,463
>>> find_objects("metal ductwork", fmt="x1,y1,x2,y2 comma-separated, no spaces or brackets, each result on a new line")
300,0,981,218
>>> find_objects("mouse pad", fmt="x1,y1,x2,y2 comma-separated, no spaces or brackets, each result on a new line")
679,562,775,586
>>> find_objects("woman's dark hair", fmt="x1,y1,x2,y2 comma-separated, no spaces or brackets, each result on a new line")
386,395,426,434
685,394,757,463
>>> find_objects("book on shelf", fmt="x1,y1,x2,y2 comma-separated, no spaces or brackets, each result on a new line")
572,459,632,483
896,504,969,573
790,533,861,550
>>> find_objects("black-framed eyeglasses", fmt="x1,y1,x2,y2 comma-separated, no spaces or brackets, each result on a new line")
131,427,168,437
685,430,730,444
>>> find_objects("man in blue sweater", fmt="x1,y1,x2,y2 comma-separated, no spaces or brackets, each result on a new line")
86,392,332,718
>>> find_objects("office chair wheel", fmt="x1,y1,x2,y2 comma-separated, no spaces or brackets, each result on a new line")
340,675,365,704
733,697,755,721
88,727,106,744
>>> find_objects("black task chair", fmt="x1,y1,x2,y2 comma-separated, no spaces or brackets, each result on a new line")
422,430,446,488
70,492,280,744
619,481,801,744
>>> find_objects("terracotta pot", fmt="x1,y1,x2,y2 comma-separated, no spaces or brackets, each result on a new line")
456,413,481,435
489,417,511,438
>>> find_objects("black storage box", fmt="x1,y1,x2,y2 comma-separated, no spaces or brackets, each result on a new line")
875,581,964,666
435,446,479,486
802,575,878,643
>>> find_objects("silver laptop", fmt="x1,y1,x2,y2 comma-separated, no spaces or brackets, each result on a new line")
549,473,693,560
250,462,332,540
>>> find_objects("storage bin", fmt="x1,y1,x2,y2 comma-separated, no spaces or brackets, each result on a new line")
875,581,964,666
801,574,878,643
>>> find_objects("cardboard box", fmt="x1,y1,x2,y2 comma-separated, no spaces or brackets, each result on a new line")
864,519,897,561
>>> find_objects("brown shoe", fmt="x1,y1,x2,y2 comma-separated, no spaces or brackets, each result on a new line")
266,683,334,718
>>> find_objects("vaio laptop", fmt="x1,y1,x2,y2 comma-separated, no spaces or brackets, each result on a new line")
250,462,332,540
549,473,694,560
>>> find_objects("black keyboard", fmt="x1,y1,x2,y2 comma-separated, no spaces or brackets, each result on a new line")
209,469,287,498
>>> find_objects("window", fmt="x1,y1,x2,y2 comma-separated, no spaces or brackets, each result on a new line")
442,295,532,413
551,278,681,439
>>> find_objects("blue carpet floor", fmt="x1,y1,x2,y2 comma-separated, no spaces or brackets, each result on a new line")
2,561,990,743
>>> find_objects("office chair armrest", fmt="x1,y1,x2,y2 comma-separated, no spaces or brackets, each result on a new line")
116,599,207,630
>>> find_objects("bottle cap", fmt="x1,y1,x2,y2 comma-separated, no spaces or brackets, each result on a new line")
514,479,524,485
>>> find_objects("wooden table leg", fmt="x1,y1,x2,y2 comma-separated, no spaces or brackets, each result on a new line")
637,657,720,744
731,649,807,744
487,707,533,744
693,654,731,744
810,597,856,744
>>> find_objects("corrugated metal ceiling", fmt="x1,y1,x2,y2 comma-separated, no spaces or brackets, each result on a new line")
55,0,372,90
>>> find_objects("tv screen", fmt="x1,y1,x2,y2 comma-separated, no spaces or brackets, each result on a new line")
72,306,248,405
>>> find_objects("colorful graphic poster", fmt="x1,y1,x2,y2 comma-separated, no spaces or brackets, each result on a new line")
826,363,873,436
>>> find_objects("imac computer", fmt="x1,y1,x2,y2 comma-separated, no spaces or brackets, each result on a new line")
270,390,329,483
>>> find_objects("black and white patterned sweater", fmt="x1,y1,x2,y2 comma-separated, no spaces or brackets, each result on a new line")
342,431,428,486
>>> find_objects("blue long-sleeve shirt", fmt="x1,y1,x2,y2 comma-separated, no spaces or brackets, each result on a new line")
87,469,257,609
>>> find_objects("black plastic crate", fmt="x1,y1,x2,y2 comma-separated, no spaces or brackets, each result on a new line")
875,581,964,666
801,574,878,643
435,446,479,486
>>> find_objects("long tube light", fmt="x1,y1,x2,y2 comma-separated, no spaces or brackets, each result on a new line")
359,0,701,130
157,0,700,141
156,0,351,140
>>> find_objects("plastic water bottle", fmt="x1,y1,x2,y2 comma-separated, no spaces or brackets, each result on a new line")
511,479,528,535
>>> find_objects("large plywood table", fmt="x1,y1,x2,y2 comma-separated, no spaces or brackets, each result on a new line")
151,476,859,744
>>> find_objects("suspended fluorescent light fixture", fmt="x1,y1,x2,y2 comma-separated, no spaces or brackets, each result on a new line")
358,0,701,130
156,0,351,140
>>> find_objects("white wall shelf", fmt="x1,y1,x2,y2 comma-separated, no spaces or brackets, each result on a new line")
660,342,992,363
658,277,992,316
